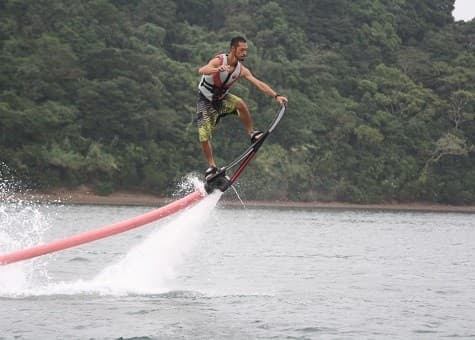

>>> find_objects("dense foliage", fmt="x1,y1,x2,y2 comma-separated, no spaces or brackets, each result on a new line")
1,0,474,203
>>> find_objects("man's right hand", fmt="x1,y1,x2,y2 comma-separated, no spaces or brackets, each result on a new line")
217,65,231,72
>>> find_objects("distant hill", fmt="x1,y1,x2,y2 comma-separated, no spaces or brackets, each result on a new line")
1,0,473,204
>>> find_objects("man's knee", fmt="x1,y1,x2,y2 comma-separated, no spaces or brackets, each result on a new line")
236,99,249,115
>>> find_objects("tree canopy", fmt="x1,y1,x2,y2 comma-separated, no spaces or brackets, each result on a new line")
1,0,474,204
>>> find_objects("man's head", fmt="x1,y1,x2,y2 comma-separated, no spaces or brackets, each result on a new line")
230,36,248,62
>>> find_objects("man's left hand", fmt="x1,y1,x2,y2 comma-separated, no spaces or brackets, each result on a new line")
275,95,288,105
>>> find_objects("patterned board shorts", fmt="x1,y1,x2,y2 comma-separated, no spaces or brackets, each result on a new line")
196,92,241,142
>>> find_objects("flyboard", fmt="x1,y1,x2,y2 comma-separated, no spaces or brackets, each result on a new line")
0,104,286,266
204,103,286,193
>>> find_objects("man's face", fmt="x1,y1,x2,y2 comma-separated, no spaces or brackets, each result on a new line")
233,42,248,61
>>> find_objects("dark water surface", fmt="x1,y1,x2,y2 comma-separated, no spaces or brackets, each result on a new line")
1,194,474,339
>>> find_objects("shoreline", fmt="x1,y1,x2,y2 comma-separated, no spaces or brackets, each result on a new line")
13,187,475,213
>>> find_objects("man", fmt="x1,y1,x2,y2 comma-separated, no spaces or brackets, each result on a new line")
197,36,288,181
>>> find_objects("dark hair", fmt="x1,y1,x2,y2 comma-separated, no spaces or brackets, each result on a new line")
230,36,246,48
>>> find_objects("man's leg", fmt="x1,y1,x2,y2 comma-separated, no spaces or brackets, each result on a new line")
235,99,253,134
197,95,218,170
236,98,263,141
201,140,217,168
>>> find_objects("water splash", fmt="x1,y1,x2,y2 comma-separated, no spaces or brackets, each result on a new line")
0,165,53,295
86,191,222,295
20,191,222,296
229,184,247,208
1,171,222,296
172,172,204,198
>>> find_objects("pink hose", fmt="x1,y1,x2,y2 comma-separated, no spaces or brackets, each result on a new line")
0,189,204,265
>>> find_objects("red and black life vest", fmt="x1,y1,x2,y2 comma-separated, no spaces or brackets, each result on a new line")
198,53,242,101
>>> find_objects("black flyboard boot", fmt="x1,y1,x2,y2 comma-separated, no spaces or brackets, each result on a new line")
204,169,231,194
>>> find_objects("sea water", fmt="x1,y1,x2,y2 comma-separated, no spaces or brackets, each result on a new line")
1,193,474,339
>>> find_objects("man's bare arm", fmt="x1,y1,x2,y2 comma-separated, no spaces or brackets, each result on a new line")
242,67,288,104
198,58,230,75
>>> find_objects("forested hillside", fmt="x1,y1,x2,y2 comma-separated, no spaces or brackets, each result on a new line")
1,0,474,204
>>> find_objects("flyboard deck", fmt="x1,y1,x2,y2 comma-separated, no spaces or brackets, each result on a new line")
205,104,287,193
0,105,286,265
